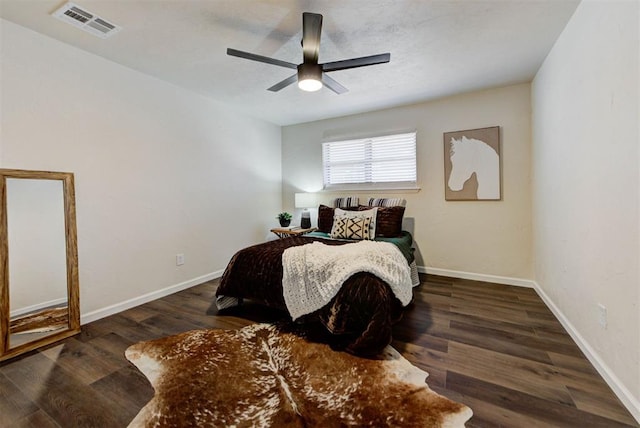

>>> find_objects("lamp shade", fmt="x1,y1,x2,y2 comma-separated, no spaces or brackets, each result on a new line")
294,192,317,208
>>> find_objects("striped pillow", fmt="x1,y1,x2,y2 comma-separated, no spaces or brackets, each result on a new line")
366,198,406,207
334,196,359,208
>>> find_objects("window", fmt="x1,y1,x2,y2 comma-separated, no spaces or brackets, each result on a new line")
322,132,417,190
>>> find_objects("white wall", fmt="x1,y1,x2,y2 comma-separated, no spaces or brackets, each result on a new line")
532,0,639,417
0,20,282,319
282,83,532,282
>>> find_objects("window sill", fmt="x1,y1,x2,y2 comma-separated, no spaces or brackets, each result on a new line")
322,186,421,194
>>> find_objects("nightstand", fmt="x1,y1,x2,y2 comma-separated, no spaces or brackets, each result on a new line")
270,227,317,239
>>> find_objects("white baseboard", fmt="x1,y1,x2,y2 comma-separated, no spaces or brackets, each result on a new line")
80,270,224,325
532,281,640,424
418,266,536,288
417,265,639,423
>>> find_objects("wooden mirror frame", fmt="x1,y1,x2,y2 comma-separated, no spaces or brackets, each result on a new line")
0,169,80,361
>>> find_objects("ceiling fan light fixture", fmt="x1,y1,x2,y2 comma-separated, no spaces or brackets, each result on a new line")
298,78,322,92
297,64,322,92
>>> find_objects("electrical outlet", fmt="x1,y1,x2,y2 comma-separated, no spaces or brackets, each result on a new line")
597,304,607,329
176,253,185,266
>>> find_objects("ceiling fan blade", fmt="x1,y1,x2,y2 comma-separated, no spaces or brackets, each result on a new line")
227,48,298,69
302,12,322,64
267,74,298,92
321,73,348,94
321,53,390,72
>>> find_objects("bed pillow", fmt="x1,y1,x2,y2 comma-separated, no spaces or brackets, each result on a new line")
318,204,364,233
330,216,372,240
366,197,406,207
317,205,335,233
335,207,377,239
360,205,405,237
334,196,359,208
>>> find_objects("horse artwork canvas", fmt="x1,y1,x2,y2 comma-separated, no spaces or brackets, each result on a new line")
444,126,501,200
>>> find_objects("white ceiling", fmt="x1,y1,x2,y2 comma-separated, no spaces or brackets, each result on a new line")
0,0,580,126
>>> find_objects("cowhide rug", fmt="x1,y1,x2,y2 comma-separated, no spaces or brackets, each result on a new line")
125,323,472,427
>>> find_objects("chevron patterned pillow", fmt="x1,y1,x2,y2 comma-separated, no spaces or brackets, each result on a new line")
334,207,377,239
330,216,372,240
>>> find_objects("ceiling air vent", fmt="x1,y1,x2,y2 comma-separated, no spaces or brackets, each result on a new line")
52,2,122,39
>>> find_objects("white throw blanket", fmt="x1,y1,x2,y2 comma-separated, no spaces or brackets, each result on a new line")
282,240,413,320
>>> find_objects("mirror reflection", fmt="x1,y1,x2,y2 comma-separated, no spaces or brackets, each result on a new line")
7,178,69,348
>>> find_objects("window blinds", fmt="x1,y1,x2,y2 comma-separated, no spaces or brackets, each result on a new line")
322,132,417,190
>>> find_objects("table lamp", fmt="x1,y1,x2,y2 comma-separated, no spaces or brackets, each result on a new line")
294,193,317,229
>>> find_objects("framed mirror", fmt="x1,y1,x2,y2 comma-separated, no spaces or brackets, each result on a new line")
1,168,80,361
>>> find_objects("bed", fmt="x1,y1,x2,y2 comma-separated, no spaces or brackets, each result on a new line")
215,197,418,356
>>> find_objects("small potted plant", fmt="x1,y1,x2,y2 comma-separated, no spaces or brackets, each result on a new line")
277,212,292,227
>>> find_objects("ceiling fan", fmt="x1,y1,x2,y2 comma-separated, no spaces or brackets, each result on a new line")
227,12,390,94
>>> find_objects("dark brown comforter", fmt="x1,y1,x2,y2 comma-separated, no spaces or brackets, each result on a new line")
216,236,412,356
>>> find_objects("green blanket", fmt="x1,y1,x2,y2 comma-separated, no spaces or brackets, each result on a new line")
304,230,414,264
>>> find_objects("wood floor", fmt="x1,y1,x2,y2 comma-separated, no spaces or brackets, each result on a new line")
1,274,637,427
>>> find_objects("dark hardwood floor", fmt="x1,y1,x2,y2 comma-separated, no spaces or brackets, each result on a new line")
1,274,637,427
